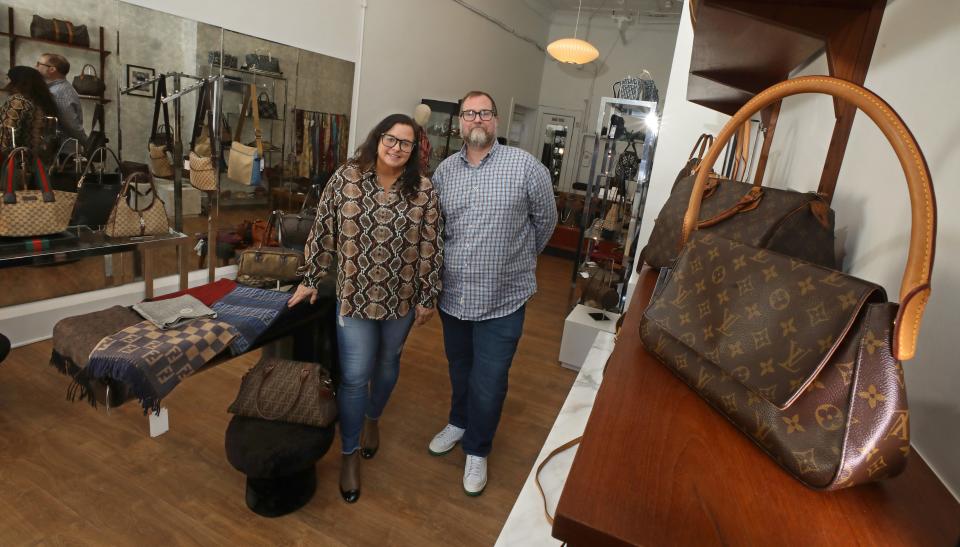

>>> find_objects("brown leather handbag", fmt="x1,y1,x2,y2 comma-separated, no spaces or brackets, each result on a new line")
638,76,936,490
228,356,337,427
237,212,305,287
30,15,90,47
644,120,837,270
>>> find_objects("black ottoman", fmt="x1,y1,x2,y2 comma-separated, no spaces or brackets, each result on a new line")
225,415,335,517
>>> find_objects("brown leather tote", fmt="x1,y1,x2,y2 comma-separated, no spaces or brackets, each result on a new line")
639,76,936,490
228,356,337,427
644,120,837,270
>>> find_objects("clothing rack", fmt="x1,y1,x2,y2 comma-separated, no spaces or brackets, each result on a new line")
294,109,349,180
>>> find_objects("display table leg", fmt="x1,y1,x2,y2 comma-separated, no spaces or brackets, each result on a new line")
143,248,154,299
179,240,189,291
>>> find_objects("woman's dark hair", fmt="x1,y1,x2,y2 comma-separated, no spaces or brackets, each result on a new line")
4,66,57,116
352,113,422,199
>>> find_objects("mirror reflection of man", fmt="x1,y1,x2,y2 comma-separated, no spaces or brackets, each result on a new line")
35,53,87,144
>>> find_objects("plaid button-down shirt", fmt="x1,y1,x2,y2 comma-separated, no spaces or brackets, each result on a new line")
432,141,557,321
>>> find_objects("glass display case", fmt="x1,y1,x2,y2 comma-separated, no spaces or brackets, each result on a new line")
420,98,462,173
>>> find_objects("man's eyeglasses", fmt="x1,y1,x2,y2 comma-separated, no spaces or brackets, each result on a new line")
459,109,496,121
380,133,414,153
36,62,54,69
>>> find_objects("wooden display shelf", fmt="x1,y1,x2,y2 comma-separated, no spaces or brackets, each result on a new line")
552,268,960,546
0,32,112,56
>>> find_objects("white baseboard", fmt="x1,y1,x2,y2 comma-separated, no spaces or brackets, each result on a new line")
0,266,238,348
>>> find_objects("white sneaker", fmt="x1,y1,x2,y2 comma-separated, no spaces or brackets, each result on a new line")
428,424,465,456
463,455,487,496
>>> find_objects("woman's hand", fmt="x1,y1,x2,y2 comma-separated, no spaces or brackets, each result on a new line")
414,305,435,326
288,284,318,308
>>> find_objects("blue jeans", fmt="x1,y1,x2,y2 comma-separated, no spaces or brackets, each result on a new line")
336,308,415,454
440,305,526,457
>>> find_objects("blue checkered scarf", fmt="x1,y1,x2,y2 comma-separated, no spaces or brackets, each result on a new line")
211,286,291,354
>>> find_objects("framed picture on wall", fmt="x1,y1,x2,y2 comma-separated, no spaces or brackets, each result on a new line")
126,65,156,98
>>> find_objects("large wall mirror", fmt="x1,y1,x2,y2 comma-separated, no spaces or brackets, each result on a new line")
0,0,354,307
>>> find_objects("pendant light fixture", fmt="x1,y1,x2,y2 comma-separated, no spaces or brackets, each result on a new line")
547,0,600,65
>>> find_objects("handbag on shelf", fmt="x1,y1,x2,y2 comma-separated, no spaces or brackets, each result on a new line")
0,147,77,237
638,76,937,490
257,92,279,120
244,50,280,73
72,64,106,96
639,70,659,103
237,212,304,288
188,82,218,192
228,356,336,427
579,261,621,311
208,50,238,69
615,141,640,182
613,75,642,101
227,84,263,186
104,172,170,238
643,120,837,270
30,15,90,47
278,184,322,252
148,77,175,179
71,146,124,228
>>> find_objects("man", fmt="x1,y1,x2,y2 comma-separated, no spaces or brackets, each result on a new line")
35,53,87,144
428,91,557,496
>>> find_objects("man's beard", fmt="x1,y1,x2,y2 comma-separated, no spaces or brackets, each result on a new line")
465,126,495,148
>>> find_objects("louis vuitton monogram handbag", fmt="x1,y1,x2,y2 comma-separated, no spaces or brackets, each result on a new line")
639,76,936,490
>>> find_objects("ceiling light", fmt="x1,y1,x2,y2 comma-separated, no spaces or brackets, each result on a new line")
547,0,599,65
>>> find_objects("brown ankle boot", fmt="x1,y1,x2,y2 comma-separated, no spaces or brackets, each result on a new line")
361,417,379,459
339,450,361,503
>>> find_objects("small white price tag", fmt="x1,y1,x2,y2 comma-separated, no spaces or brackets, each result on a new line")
183,159,191,171
149,407,170,437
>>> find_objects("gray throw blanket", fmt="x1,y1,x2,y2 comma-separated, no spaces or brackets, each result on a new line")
133,295,217,329
85,318,239,413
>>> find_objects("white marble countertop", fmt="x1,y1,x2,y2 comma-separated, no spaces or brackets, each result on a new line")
496,330,616,547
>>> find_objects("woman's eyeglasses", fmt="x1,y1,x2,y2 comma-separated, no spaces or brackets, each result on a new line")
459,109,496,121
380,133,414,153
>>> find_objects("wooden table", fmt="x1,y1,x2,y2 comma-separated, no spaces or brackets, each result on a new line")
553,268,960,546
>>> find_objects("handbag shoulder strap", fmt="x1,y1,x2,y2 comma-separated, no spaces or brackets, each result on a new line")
249,84,263,156
535,436,582,525
190,81,209,151
81,63,97,77
150,76,171,145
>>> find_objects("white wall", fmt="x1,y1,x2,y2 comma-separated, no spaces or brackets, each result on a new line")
647,1,960,498
354,0,551,145
538,12,680,134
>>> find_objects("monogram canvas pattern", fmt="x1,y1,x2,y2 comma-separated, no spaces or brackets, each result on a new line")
640,232,910,489
645,175,836,269
301,163,443,320
0,189,76,236
105,179,170,238
228,357,337,427
188,152,217,191
148,143,174,178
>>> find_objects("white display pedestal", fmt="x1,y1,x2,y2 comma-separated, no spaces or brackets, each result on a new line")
558,304,620,371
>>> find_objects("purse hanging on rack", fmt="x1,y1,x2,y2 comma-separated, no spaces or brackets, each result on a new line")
227,84,264,186
0,147,77,237
642,119,837,270
188,82,218,192
639,76,937,490
104,171,170,238
71,146,124,228
257,91,279,120
72,63,106,96
615,140,641,182
148,77,175,179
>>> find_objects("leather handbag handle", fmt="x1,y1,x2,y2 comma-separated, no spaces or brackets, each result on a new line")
681,76,936,361
255,363,310,421
2,147,54,204
80,63,97,77
688,133,714,161
150,77,171,146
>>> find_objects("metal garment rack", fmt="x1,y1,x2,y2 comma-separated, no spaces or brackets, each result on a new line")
121,71,224,282
570,96,659,312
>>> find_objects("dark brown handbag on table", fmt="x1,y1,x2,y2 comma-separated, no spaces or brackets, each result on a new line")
72,64,106,96
237,211,305,288
278,184,322,252
638,76,936,490
644,120,837,270
228,356,337,427
30,15,90,47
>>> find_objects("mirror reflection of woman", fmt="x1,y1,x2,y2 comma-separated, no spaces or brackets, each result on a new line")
287,113,443,503
0,66,58,162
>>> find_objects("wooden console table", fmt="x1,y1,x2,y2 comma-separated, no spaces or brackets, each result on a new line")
553,268,960,546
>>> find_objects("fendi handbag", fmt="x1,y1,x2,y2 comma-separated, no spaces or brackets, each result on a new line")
0,148,76,237
104,172,170,238
30,15,90,47
228,356,336,427
639,76,936,490
72,64,106,96
644,117,836,270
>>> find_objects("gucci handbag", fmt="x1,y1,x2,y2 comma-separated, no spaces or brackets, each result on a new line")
72,63,105,96
30,15,90,47
148,77,175,179
104,172,170,238
638,76,936,490
237,213,304,287
643,118,837,270
227,84,263,186
188,82,218,191
228,356,337,427
0,147,76,237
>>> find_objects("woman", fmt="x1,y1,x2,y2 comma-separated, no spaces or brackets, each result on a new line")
288,113,443,503
0,66,57,161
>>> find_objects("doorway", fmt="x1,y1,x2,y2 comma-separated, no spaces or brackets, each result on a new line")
534,107,581,192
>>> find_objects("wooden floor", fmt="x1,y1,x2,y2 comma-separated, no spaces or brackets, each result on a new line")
0,255,578,546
